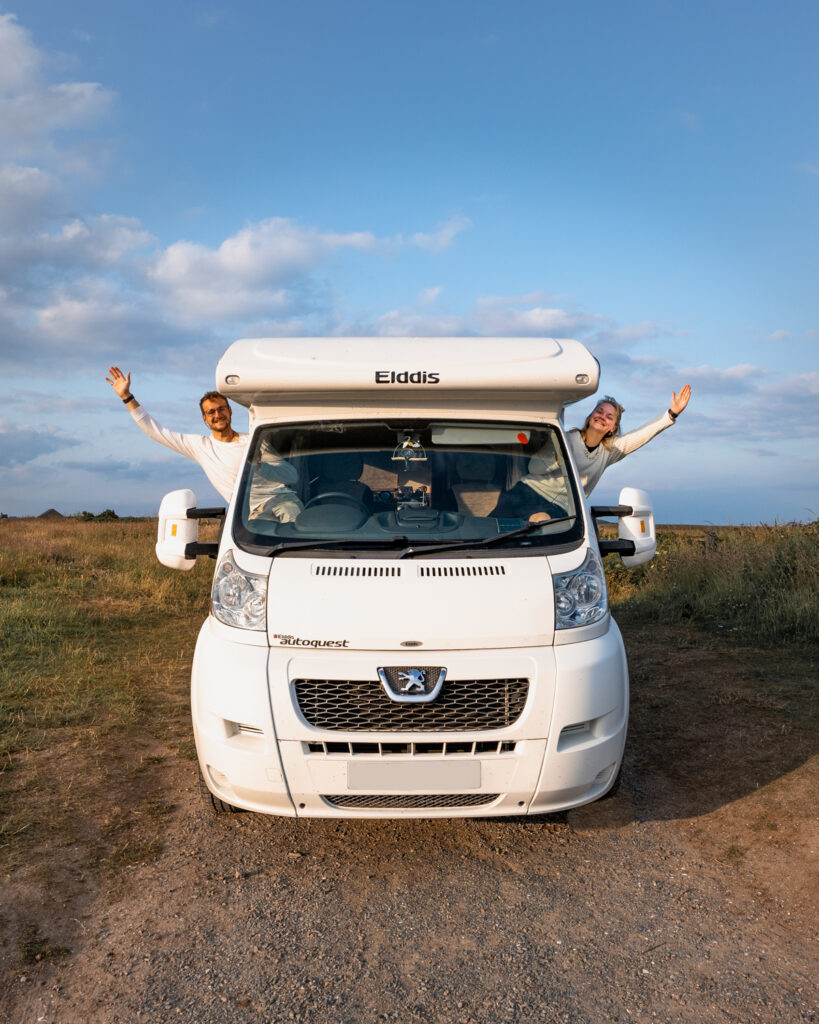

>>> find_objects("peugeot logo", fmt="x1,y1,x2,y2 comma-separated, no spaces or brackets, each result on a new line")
398,669,427,693
377,666,446,704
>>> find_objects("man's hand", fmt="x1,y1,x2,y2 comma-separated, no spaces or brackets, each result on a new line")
106,366,131,398
670,384,691,415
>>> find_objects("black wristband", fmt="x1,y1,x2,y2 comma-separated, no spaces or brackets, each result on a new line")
123,394,135,405
668,408,678,420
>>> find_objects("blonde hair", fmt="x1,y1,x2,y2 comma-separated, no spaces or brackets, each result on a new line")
578,396,625,450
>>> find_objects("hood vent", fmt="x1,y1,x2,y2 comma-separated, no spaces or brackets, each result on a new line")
312,564,402,577
417,565,506,577
310,563,508,579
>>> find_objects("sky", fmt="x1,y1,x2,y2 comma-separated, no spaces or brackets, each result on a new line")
0,0,817,524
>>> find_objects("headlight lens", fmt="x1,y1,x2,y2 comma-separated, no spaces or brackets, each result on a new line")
211,551,267,630
554,551,608,629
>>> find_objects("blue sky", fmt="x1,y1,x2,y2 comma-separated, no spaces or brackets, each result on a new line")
1,1,817,523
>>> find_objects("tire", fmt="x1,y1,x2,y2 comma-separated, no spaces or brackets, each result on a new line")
198,768,244,815
596,763,623,802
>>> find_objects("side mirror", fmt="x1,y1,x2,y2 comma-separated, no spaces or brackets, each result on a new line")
156,489,199,570
617,487,656,567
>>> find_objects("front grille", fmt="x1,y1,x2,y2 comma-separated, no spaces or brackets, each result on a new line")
293,677,529,732
306,740,518,756
323,793,500,809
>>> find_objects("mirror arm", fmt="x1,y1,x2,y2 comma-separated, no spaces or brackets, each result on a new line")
598,538,637,558
185,541,219,559
186,506,226,519
590,504,633,519
184,506,225,558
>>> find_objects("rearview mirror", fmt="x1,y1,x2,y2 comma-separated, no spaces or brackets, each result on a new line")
617,487,656,567
156,489,199,571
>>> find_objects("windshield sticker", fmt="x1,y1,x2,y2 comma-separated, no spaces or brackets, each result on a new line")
272,633,351,649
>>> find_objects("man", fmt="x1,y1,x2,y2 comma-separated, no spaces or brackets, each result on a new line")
106,366,301,519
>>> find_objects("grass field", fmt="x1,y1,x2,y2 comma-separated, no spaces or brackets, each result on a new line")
604,519,818,644
1,516,816,882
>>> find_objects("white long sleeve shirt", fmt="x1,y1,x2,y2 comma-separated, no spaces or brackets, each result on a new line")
567,410,676,496
525,410,676,502
129,404,301,515
129,405,247,501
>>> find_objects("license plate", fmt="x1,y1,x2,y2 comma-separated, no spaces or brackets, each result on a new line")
347,759,481,792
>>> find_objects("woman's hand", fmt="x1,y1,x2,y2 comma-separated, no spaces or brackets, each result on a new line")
670,384,691,415
106,366,131,398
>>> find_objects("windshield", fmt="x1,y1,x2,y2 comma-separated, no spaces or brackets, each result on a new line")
233,420,583,555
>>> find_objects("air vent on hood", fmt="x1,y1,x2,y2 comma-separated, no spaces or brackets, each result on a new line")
416,565,506,577
312,564,402,577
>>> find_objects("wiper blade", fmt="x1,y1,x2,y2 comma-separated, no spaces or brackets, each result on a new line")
396,515,576,559
478,514,575,546
264,537,408,557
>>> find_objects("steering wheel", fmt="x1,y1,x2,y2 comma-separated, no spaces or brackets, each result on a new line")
304,491,370,515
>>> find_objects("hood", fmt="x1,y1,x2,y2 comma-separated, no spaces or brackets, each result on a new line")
266,555,554,651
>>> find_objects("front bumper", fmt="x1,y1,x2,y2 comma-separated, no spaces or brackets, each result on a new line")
191,617,628,818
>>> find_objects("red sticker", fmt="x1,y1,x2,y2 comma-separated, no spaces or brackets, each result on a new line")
517,432,529,444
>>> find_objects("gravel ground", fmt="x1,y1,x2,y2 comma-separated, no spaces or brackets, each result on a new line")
3,767,816,1024
3,625,816,1024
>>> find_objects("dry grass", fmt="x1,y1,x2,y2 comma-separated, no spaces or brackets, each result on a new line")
0,517,213,876
1,517,816,881
605,521,818,644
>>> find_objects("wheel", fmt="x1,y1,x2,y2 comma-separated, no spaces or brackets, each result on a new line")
597,763,623,802
198,769,244,815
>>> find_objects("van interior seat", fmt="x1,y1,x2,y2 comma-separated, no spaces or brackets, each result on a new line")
310,453,374,509
451,453,502,517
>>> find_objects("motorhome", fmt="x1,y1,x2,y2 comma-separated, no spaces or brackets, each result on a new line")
156,338,656,818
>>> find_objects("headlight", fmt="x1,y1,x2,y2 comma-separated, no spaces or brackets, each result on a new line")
211,550,267,631
554,551,608,629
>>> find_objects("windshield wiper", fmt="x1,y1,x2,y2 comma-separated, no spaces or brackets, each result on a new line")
263,537,408,557
396,515,576,559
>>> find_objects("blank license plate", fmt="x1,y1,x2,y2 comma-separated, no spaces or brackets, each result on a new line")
347,760,481,792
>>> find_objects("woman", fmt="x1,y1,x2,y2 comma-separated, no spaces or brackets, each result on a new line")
565,384,691,497
492,385,691,520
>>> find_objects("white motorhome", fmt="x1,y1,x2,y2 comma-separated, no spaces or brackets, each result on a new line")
156,338,656,818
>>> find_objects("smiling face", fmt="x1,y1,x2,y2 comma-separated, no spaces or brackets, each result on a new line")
590,401,619,434
582,396,624,443
201,397,232,433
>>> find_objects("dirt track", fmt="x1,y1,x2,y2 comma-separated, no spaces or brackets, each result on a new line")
2,627,817,1023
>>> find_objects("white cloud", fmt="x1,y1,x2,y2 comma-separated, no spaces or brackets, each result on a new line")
26,277,205,367
474,294,608,338
148,218,376,322
0,13,114,167
0,22,483,367
370,309,469,337
664,362,761,395
38,214,155,267
768,329,790,343
0,163,61,231
418,286,443,305
409,215,471,252
0,13,41,93
0,417,80,466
